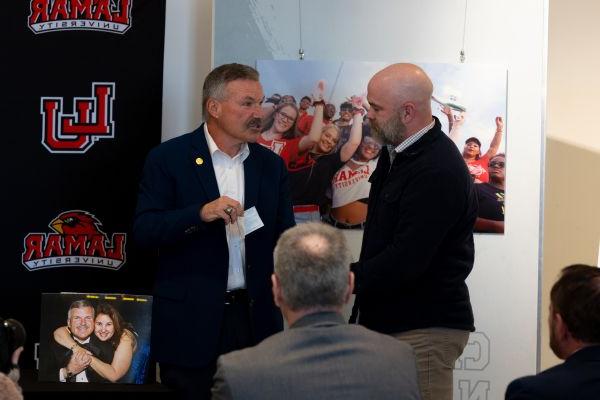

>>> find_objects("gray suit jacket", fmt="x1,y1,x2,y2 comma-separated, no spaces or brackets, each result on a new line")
212,312,421,400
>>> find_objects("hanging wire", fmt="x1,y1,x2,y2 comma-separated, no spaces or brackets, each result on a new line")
298,0,304,60
460,0,468,63
329,62,344,103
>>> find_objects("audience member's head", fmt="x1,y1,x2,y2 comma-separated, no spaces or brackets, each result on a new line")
549,264,600,359
338,101,353,123
261,103,299,139
266,93,282,105
299,96,312,111
272,223,353,324
0,372,22,400
488,153,505,186
282,95,297,105
324,103,337,120
464,137,482,160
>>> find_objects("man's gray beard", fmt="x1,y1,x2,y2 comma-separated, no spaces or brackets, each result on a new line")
371,115,406,146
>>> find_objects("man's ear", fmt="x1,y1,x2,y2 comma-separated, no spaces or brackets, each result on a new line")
271,274,282,308
554,312,572,341
206,98,221,119
343,272,355,304
401,102,416,124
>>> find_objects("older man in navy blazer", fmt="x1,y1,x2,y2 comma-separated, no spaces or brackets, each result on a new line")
133,63,295,400
506,264,600,399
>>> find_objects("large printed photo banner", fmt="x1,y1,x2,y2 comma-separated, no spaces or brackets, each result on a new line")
38,293,152,384
256,60,507,234
2,1,165,368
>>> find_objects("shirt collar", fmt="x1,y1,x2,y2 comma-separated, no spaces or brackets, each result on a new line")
203,124,250,162
74,336,91,345
392,118,435,155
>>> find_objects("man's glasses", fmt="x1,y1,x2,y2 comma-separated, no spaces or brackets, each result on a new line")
489,161,505,168
277,110,296,123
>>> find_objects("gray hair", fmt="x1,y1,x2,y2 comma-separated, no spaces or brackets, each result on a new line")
67,299,95,319
202,63,260,120
274,222,352,311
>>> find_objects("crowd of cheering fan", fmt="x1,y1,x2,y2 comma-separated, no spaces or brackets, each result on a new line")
257,82,505,233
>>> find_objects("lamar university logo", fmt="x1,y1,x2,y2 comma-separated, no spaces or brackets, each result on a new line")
41,82,115,154
28,0,133,34
22,210,126,271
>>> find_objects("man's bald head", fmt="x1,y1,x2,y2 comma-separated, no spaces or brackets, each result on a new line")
273,222,352,311
370,63,433,113
366,63,434,145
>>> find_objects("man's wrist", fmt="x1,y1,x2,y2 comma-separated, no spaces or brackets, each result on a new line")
63,367,75,381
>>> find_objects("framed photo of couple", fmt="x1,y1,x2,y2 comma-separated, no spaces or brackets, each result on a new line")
38,292,152,384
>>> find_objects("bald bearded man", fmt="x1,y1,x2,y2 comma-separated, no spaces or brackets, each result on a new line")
350,63,478,400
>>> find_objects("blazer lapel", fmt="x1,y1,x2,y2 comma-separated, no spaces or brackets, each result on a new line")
243,143,263,209
190,124,221,201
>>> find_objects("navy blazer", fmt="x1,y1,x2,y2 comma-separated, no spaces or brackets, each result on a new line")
505,345,600,400
133,125,295,367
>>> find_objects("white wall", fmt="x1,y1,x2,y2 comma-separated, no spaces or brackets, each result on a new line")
541,0,600,369
162,0,213,140
163,1,547,399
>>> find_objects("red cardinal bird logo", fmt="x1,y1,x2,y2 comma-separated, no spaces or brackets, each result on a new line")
22,210,126,271
50,211,105,236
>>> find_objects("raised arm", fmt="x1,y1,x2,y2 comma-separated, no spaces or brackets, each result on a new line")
298,80,326,152
482,116,503,159
446,109,466,146
441,105,454,133
89,330,135,382
53,326,90,359
298,103,324,152
339,112,364,162
339,96,366,162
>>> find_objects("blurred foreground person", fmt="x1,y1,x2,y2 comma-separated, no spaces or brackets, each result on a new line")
506,264,600,400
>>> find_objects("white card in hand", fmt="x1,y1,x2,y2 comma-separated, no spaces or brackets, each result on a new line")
243,206,264,235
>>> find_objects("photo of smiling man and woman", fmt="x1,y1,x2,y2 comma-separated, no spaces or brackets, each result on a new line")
257,60,507,234
38,293,152,384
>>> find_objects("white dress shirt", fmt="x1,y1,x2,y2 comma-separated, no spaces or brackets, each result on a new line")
204,125,249,290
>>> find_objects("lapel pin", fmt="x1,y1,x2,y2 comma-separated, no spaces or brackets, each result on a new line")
195,157,204,165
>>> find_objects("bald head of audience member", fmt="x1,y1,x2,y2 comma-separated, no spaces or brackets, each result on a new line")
366,63,434,146
549,264,600,360
272,222,354,326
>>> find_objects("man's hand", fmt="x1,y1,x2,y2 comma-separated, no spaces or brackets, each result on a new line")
200,196,243,224
66,351,91,375
72,344,92,360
